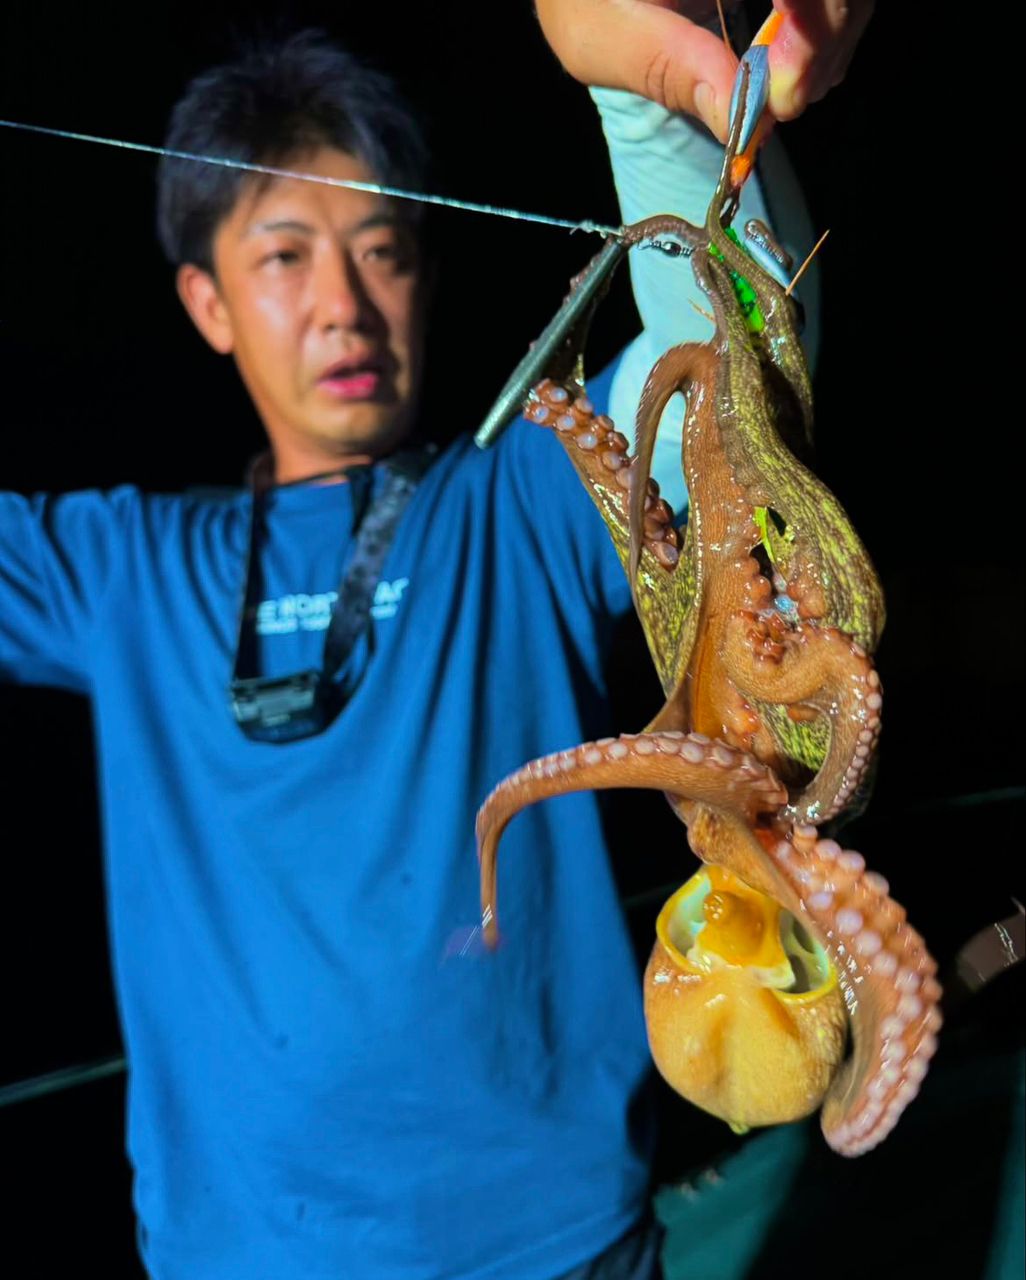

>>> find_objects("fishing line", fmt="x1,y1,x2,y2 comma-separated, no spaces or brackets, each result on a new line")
0,118,623,238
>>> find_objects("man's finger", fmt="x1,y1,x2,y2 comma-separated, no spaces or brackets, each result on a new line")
767,0,875,119
536,0,739,140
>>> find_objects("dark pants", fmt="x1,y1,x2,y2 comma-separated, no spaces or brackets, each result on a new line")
556,1215,664,1280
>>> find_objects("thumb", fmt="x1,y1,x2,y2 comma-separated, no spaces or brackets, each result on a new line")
536,0,740,141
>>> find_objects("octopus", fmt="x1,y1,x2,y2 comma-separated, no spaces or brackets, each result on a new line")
474,70,941,1157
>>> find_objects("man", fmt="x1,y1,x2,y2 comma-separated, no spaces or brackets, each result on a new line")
0,5,868,1276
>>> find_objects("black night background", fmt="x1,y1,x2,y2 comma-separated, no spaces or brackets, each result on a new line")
1,2,1022,1275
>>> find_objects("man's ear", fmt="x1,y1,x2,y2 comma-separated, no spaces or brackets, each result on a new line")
176,263,234,355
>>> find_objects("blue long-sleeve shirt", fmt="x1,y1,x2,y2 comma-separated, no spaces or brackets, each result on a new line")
1,364,659,1279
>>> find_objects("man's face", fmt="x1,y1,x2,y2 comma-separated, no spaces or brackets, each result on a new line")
180,147,425,481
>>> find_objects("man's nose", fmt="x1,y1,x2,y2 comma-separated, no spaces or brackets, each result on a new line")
314,249,374,333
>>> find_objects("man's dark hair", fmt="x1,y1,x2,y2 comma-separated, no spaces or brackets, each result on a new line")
157,31,429,271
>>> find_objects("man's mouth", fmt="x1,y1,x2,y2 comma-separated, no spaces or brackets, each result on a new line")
317,358,384,400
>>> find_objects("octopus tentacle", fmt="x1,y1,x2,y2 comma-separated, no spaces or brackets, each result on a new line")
527,378,681,570
684,809,942,1155
702,252,884,651
757,826,942,1155
477,731,787,946
619,214,705,255
527,378,693,688
721,610,884,822
742,218,794,286
701,144,815,448
628,343,705,601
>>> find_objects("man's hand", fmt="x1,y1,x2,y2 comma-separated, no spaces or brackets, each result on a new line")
535,1,874,141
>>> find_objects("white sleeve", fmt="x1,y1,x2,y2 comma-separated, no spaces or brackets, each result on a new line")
590,86,820,513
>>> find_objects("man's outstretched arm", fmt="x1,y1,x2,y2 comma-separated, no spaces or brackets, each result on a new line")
0,490,135,691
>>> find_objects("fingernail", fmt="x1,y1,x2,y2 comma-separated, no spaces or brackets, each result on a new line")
768,65,802,120
767,20,806,121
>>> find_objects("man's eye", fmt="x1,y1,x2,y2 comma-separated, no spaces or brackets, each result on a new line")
262,249,301,267
362,242,413,271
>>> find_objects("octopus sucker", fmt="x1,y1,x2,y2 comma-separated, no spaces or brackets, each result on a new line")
476,71,938,1156
527,378,684,580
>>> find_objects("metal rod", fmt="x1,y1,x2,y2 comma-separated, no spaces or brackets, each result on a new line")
473,237,627,449
0,1055,125,1109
